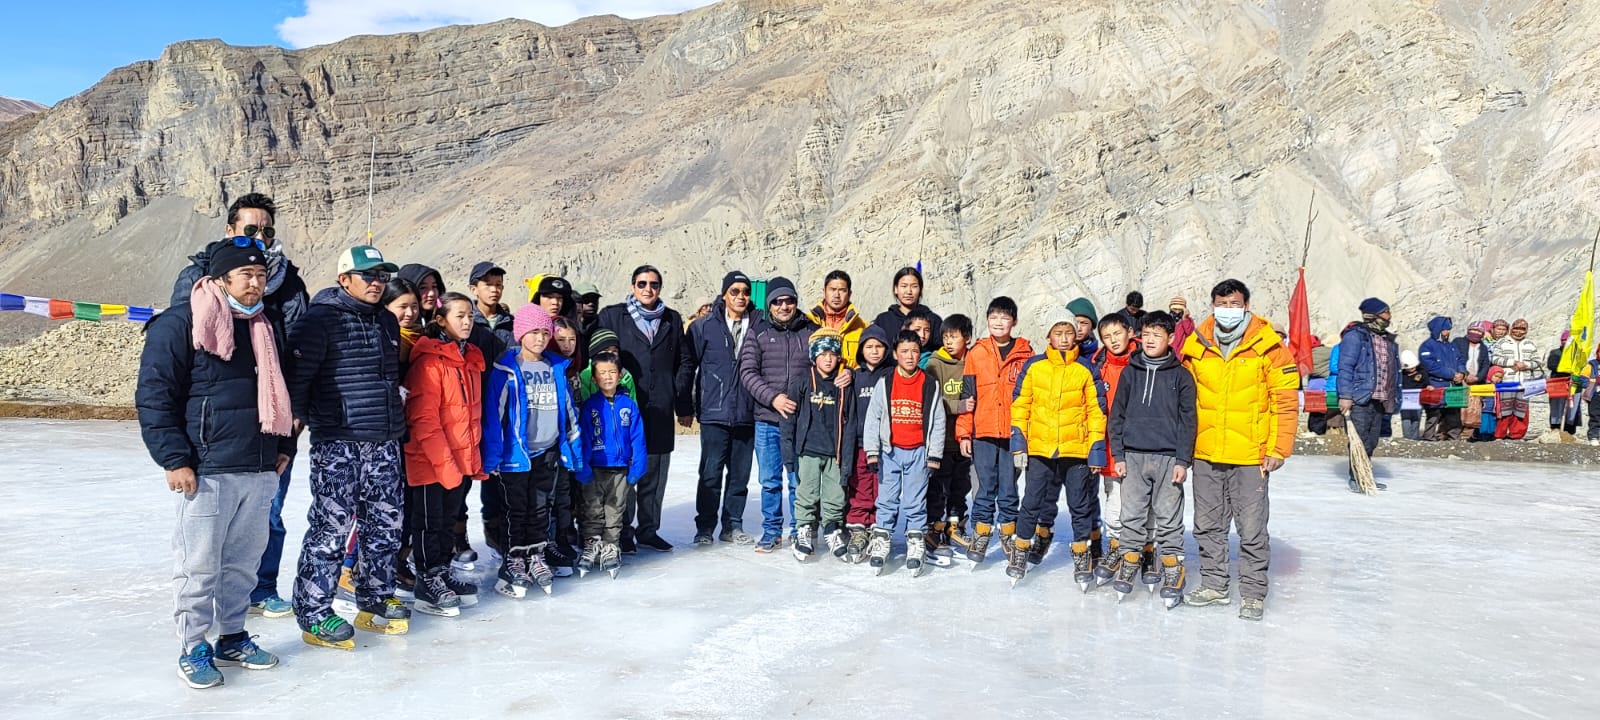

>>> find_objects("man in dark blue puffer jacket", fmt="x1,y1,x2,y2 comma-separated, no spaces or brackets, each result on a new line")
677,271,763,546
1337,298,1401,492
285,245,410,648
139,242,295,687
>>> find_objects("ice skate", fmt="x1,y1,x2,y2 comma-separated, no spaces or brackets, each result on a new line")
1159,555,1185,610
600,542,621,579
867,528,891,575
496,547,533,599
298,614,355,651
1111,551,1141,599
793,524,815,562
414,567,462,617
579,537,601,577
354,596,410,635
1027,526,1053,566
947,515,974,556
445,571,479,607
1094,539,1121,586
1140,543,1159,593
823,524,847,559
452,523,478,571
966,522,993,568
527,544,555,595
998,522,1018,564
1006,537,1030,587
844,524,869,563
906,531,927,577
546,543,576,578
332,566,358,614
926,523,953,567
1070,541,1095,592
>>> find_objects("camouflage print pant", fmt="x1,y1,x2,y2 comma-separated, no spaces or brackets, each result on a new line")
293,440,403,622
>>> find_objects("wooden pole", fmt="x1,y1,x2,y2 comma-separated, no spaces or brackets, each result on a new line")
1300,189,1317,268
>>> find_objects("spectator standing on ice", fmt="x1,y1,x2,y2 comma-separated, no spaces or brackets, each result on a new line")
1336,298,1398,492
139,241,293,687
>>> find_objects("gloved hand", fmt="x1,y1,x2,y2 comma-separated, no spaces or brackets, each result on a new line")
866,459,880,476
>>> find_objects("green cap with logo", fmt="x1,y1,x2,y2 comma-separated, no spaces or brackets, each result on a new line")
337,245,399,275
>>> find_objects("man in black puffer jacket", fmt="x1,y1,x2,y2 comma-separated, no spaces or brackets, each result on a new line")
168,193,310,618
139,242,295,685
285,245,409,647
738,276,824,551
597,265,692,553
677,271,763,546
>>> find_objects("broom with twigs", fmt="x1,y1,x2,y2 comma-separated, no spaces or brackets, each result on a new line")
1347,424,1379,495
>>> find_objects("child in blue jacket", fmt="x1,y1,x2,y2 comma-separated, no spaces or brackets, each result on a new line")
482,305,586,597
576,353,646,578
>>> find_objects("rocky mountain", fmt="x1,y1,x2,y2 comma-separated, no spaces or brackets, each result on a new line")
0,97,45,124
2,0,1598,347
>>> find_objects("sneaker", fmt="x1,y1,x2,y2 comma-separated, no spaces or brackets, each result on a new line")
178,642,224,689
754,533,781,553
214,633,279,670
1239,598,1265,621
693,532,714,546
719,529,757,545
248,595,292,618
1185,587,1232,607
620,534,638,555
638,534,674,553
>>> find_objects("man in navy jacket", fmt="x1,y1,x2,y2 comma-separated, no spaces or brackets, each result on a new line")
678,271,762,546
1337,298,1401,490
1418,316,1466,441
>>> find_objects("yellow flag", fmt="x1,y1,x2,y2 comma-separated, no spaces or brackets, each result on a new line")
1559,271,1594,374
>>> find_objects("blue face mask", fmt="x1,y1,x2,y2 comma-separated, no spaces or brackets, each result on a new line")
1213,307,1247,330
227,294,264,317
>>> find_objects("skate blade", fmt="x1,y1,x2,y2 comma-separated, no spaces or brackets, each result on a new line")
927,554,953,567
606,568,619,579
413,603,461,618
354,614,409,635
1010,577,1020,588
1146,583,1158,594
1077,581,1092,593
541,584,553,595
495,581,527,599
302,632,354,651
1116,590,1130,602
578,565,592,577
456,594,479,608
451,560,476,572
1163,595,1183,610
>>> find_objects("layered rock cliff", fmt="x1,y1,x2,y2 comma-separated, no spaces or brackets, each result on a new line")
3,0,1598,349
0,97,46,124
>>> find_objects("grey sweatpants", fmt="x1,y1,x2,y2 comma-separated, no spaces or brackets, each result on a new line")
1192,459,1271,600
173,471,276,652
1117,452,1185,556
795,455,845,529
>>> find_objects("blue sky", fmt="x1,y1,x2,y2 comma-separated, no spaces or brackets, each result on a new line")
1,1,712,105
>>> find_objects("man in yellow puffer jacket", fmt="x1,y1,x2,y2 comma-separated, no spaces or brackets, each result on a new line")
1007,322,1107,585
1179,279,1298,622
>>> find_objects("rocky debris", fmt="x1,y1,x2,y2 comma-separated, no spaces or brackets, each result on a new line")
1297,428,1600,467
0,321,145,406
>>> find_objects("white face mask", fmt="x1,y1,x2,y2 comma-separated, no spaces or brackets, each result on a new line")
1213,307,1247,330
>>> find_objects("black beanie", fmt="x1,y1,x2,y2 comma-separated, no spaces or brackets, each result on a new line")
209,243,268,278
722,271,751,296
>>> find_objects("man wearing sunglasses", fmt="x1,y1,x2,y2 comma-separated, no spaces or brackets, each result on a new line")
596,265,691,553
738,277,820,552
677,272,762,546
284,245,409,648
168,193,309,621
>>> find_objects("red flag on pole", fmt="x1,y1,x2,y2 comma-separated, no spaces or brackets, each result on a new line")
1288,267,1313,376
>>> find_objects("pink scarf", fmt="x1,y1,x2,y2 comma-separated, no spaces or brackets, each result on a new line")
191,278,293,437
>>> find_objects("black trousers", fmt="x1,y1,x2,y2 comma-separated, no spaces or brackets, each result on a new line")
696,423,755,534
500,451,558,549
1347,401,1384,478
926,451,972,525
551,466,579,548
1017,456,1097,543
410,482,468,573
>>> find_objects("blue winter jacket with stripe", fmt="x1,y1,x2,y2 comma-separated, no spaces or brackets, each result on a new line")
577,391,647,484
482,347,585,476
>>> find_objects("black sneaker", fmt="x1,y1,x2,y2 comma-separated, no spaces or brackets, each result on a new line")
638,534,674,553
620,535,638,555
693,532,714,546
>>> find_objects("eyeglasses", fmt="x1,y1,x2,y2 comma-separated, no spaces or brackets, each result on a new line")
727,287,750,297
635,281,662,290
351,270,392,284
241,224,276,240
228,236,267,251
771,297,797,307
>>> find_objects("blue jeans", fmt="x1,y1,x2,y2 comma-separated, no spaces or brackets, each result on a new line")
969,438,1019,529
250,461,293,603
876,446,929,532
755,421,798,541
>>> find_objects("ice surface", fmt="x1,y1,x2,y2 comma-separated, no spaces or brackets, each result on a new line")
3,418,1599,718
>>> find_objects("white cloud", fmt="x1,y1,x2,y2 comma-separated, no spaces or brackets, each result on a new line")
278,0,714,48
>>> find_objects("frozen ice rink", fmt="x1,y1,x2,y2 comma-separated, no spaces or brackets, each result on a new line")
3,419,1598,718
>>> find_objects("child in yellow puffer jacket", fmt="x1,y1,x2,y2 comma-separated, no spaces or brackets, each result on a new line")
1006,321,1106,586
